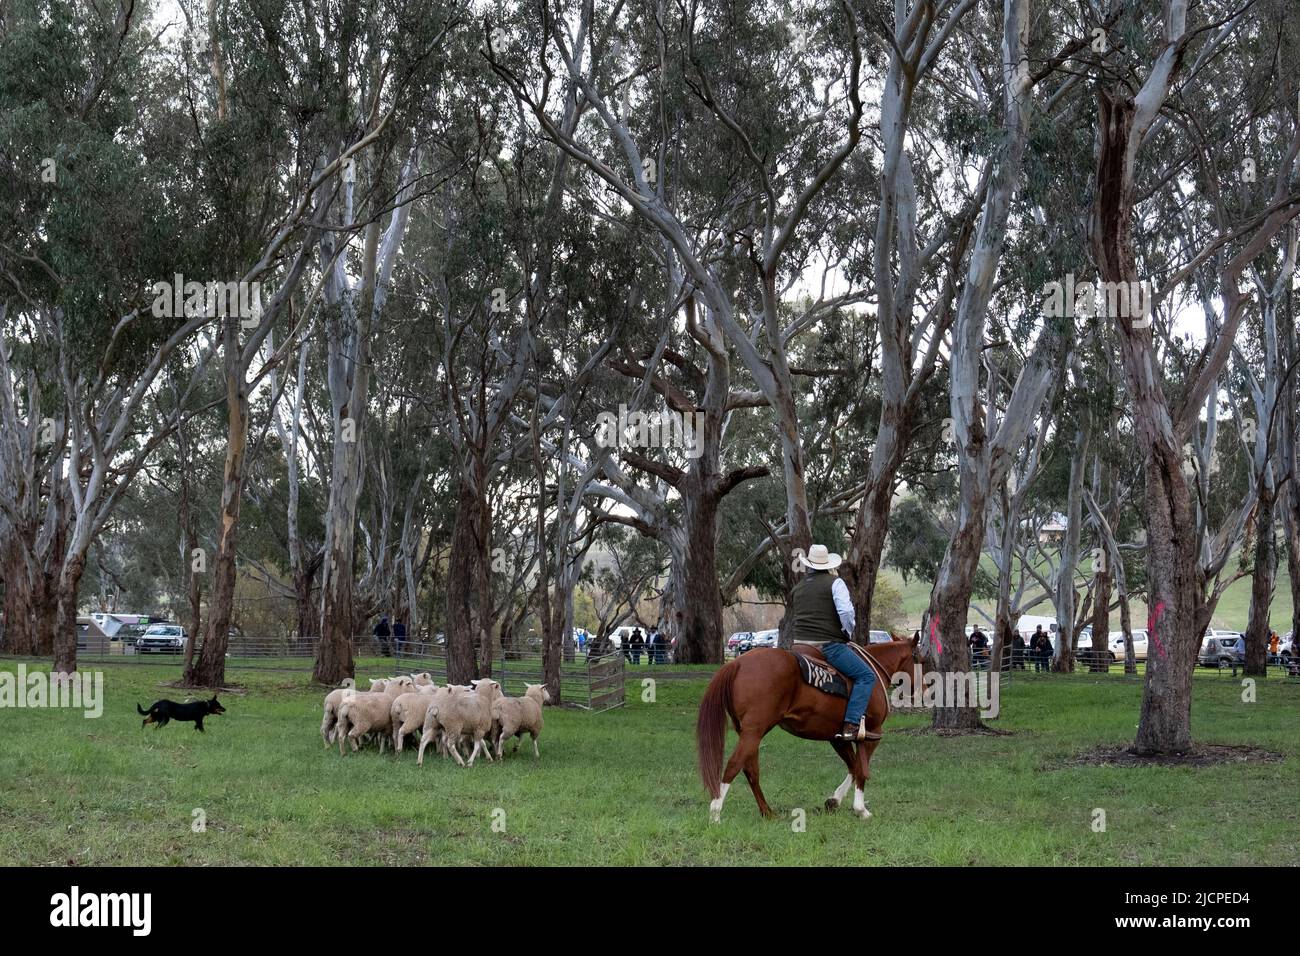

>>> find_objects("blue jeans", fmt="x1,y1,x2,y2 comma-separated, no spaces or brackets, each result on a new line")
822,641,876,726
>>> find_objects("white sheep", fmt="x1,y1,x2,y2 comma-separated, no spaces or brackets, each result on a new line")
336,677,414,755
415,685,472,766
320,677,358,746
429,678,501,767
492,683,551,758
390,685,438,755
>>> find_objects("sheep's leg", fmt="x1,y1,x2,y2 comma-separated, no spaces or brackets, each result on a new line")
417,730,434,766
448,737,467,768
531,733,539,758
495,731,504,760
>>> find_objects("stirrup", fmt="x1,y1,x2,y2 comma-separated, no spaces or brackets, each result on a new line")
857,717,882,741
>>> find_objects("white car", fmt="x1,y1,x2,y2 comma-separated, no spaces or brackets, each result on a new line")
868,629,894,644
1108,629,1148,662
135,624,188,655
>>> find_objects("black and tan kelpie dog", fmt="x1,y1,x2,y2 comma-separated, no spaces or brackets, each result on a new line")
137,696,226,732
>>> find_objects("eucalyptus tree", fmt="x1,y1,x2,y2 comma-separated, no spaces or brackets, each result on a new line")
308,4,459,684
492,0,869,639
179,0,364,688
836,0,989,642
923,0,1077,728
0,1,226,674
1089,0,1300,752
1238,231,1296,677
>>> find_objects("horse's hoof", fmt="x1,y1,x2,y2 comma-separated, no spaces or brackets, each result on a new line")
709,809,721,824
856,808,872,820
823,798,840,813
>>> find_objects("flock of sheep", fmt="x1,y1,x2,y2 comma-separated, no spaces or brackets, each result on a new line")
320,673,550,767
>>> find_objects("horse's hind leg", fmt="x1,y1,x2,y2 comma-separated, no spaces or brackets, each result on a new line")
741,751,774,820
824,741,857,812
718,729,773,820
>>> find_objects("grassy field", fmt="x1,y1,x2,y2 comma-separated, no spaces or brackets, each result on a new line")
1,658,1298,866
885,560,1291,634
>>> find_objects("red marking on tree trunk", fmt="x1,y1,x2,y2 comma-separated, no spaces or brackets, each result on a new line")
929,614,943,656
1147,600,1169,660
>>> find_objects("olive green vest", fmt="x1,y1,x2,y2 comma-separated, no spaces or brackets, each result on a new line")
791,571,847,644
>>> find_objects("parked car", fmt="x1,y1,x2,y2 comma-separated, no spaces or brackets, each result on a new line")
1199,632,1244,667
1279,631,1297,665
1108,629,1149,662
135,623,188,655
727,631,753,656
738,629,779,654
868,629,894,644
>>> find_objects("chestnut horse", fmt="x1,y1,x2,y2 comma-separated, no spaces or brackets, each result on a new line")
696,637,918,822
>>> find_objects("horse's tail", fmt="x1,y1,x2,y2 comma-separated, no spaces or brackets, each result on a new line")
696,660,739,799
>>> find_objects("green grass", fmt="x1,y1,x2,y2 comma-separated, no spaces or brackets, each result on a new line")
1,659,1297,865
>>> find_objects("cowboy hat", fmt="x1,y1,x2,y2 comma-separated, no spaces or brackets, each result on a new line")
798,543,842,571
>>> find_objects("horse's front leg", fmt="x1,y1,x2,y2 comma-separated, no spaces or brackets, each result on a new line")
825,740,857,811
851,739,882,820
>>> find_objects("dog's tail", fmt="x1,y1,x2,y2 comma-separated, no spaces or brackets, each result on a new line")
136,703,149,716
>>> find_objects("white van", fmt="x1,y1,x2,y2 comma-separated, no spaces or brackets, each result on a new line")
1108,629,1148,661
1015,616,1059,645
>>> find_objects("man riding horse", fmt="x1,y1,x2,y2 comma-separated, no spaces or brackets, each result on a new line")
697,542,917,821
789,544,881,742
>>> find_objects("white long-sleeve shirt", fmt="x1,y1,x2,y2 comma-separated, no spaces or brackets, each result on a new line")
831,576,855,638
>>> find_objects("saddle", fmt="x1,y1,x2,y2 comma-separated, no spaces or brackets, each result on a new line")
792,642,890,741
791,646,850,699
792,642,890,714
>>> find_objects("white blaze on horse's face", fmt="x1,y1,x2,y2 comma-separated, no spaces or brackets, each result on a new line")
709,783,731,823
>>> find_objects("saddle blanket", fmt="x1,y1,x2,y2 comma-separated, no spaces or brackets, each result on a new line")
794,652,849,698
